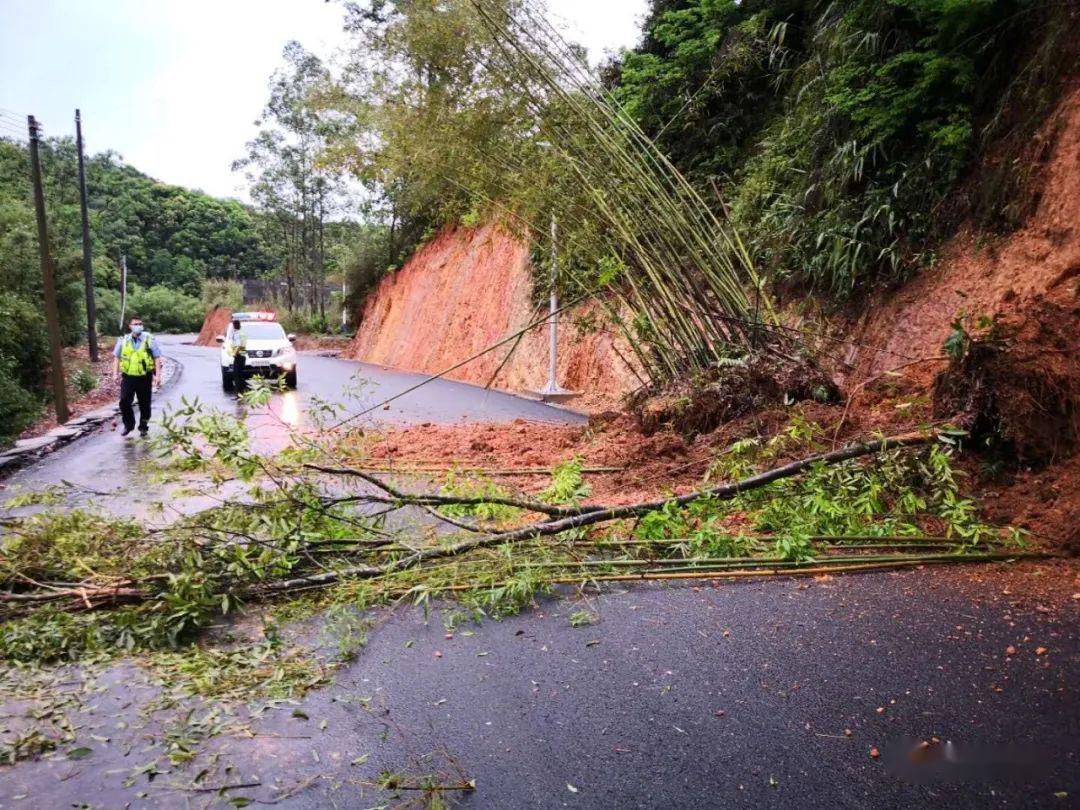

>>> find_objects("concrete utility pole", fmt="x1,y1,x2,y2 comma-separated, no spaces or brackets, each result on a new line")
75,109,99,361
540,215,572,399
341,278,348,333
118,254,128,331
27,115,69,424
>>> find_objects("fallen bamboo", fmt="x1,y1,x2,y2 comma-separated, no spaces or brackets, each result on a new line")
516,550,1043,572
267,431,939,591
334,465,624,477
563,535,958,547
307,463,588,518
375,552,1057,595
540,555,1053,584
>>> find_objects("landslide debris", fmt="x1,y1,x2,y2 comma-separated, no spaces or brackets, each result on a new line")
933,298,1080,467
629,351,840,437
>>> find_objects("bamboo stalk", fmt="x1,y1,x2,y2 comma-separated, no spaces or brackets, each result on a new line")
379,552,1055,595
516,550,1030,572
340,465,624,476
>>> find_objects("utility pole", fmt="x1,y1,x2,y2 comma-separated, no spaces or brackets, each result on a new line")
539,215,572,399
75,109,99,361
27,115,69,424
118,254,128,331
340,278,349,333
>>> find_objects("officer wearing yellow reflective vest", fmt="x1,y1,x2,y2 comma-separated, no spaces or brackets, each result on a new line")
112,314,162,437
226,318,248,394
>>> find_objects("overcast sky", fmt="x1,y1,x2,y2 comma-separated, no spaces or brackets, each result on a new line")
0,0,648,201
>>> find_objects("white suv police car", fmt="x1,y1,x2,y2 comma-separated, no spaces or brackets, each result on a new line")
217,312,298,391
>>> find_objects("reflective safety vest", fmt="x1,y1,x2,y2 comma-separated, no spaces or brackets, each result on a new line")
227,330,247,358
119,334,155,376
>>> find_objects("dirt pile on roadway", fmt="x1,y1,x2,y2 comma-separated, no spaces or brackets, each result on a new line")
933,298,1079,467
195,306,232,348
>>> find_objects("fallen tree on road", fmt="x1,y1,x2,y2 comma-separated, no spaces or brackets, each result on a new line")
0,417,1044,666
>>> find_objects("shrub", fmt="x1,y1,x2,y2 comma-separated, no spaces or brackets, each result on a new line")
0,292,47,391
0,356,40,446
279,310,331,336
93,288,123,337
72,366,98,396
127,285,205,333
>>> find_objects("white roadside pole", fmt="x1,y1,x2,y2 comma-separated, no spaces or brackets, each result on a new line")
539,216,573,400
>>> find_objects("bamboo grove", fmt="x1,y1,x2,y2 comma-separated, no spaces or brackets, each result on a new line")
468,0,768,382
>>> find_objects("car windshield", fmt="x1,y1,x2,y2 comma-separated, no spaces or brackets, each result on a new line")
239,322,286,340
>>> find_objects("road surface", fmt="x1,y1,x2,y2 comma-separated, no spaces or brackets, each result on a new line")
0,566,1075,808
2,335,584,515
1,339,1077,809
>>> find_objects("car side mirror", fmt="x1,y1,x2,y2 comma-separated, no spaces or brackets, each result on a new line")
215,335,225,343
287,333,296,342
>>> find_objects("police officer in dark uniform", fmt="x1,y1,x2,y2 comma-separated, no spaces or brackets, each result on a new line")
112,315,162,437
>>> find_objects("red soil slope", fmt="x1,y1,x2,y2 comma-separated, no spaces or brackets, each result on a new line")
196,306,232,347
852,83,1080,380
342,224,641,411
353,84,1080,552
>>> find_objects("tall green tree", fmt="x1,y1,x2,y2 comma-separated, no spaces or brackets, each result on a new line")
235,42,348,316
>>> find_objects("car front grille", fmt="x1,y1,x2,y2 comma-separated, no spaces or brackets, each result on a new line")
251,350,272,358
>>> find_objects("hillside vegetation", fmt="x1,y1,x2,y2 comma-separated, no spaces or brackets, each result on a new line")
615,0,1075,295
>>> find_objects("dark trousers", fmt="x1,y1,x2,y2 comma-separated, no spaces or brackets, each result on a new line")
119,373,153,432
233,353,247,393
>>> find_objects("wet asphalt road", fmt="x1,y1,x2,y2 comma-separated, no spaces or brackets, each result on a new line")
1,339,1077,808
1,568,1076,808
1,335,584,514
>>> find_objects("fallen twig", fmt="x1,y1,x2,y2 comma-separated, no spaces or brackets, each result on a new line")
305,463,588,518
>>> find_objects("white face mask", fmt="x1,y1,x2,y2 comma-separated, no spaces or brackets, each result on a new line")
131,325,144,335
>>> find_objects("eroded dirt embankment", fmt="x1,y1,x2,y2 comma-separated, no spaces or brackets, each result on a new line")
353,85,1080,551
342,224,641,411
850,83,1080,382
195,306,232,347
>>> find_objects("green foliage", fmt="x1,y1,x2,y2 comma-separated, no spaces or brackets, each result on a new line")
127,284,205,333
0,356,41,445
615,0,1068,295
280,309,331,336
637,424,1006,562
72,365,98,395
943,311,1000,361
569,609,596,628
540,457,591,505
634,495,756,558
438,471,520,523
93,287,123,337
0,291,47,442
459,568,552,621
0,293,47,388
